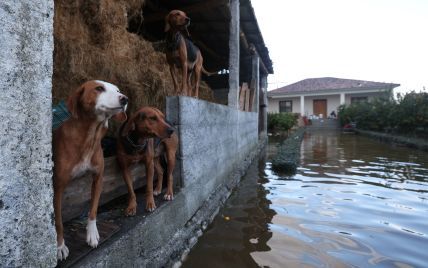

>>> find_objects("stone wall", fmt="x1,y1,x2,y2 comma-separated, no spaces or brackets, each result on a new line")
0,0,57,266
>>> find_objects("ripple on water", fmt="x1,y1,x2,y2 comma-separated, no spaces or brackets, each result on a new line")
183,133,428,268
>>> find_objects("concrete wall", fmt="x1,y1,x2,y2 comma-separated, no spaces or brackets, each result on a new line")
76,97,260,267
0,0,56,266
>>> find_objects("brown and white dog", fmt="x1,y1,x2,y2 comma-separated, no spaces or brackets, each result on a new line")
164,10,215,97
116,107,178,216
53,80,128,260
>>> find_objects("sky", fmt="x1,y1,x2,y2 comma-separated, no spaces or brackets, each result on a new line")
251,0,428,94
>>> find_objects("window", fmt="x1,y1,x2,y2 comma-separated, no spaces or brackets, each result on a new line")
351,97,368,104
279,100,292,113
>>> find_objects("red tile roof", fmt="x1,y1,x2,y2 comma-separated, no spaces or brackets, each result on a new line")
268,77,400,96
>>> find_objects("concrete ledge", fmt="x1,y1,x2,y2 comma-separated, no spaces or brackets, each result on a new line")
355,129,428,152
74,139,265,267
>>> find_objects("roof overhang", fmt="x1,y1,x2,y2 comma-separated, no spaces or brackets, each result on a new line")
268,87,395,99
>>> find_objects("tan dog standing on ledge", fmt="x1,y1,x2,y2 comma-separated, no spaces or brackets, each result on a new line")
164,10,215,98
53,80,128,261
116,107,178,216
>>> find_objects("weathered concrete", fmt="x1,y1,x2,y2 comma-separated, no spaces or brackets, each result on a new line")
74,97,260,267
251,54,260,113
228,0,240,108
0,0,56,266
259,75,268,136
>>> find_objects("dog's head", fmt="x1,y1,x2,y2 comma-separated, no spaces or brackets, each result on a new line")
121,107,174,139
67,80,128,122
164,10,190,32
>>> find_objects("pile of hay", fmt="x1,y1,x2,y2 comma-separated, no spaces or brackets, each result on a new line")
53,0,214,115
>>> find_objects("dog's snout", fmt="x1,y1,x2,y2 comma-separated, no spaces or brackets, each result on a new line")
167,127,174,136
120,95,128,106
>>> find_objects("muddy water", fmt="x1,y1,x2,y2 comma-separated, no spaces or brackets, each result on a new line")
183,131,428,268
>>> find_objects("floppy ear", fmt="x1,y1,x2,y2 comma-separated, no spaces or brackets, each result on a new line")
121,116,135,137
112,111,128,123
164,14,171,32
152,108,165,119
67,85,84,119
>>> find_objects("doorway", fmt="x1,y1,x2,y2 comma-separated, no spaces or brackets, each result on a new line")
313,99,327,118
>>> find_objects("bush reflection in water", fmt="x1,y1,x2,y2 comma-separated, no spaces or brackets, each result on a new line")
184,131,428,268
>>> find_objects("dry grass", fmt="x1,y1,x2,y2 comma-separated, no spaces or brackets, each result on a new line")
53,0,214,117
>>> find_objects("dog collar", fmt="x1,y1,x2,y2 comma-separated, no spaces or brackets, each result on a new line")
166,32,182,51
122,132,148,155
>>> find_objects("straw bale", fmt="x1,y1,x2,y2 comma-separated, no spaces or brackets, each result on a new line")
53,0,214,119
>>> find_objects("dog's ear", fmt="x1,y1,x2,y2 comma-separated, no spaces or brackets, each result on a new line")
152,108,165,119
121,116,135,137
164,14,171,32
67,85,84,119
139,112,147,120
112,111,128,123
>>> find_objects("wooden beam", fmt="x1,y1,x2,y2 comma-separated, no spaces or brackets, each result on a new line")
239,29,269,74
144,0,228,23
190,32,228,63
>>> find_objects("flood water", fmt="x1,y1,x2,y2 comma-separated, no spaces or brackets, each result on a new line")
183,130,428,268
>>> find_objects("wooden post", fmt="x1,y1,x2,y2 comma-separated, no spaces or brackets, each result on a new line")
228,0,240,109
239,82,249,111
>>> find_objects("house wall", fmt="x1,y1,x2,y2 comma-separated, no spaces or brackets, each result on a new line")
0,1,57,266
268,89,391,116
345,91,387,104
268,98,280,113
75,97,261,267
268,97,300,114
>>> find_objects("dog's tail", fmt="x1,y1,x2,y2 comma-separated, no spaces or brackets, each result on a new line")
201,66,218,76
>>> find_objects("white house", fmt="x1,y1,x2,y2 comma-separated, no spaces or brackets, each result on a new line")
268,77,400,118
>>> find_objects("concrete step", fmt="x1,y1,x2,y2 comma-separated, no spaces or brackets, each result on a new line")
307,119,340,129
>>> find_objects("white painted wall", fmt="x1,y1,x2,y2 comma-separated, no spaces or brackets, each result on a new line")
345,91,388,104
268,98,280,113
268,97,300,114
268,88,392,116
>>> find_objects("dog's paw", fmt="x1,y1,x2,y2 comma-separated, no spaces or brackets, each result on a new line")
146,197,156,212
57,240,69,261
164,187,174,201
86,219,100,248
164,192,174,201
125,201,137,216
153,189,162,196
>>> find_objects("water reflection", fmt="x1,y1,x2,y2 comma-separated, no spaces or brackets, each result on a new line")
183,154,276,267
184,131,428,268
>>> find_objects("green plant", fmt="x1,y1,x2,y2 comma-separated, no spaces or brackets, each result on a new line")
337,92,428,136
267,112,297,132
271,128,305,174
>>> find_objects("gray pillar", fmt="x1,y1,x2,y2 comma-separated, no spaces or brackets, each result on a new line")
252,55,260,113
228,0,240,109
260,75,268,135
0,1,56,266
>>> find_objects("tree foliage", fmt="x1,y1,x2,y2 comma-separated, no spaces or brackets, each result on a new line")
338,92,428,135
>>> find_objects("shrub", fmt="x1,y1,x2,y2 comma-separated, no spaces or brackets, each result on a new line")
271,128,305,174
338,92,428,135
267,112,297,132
